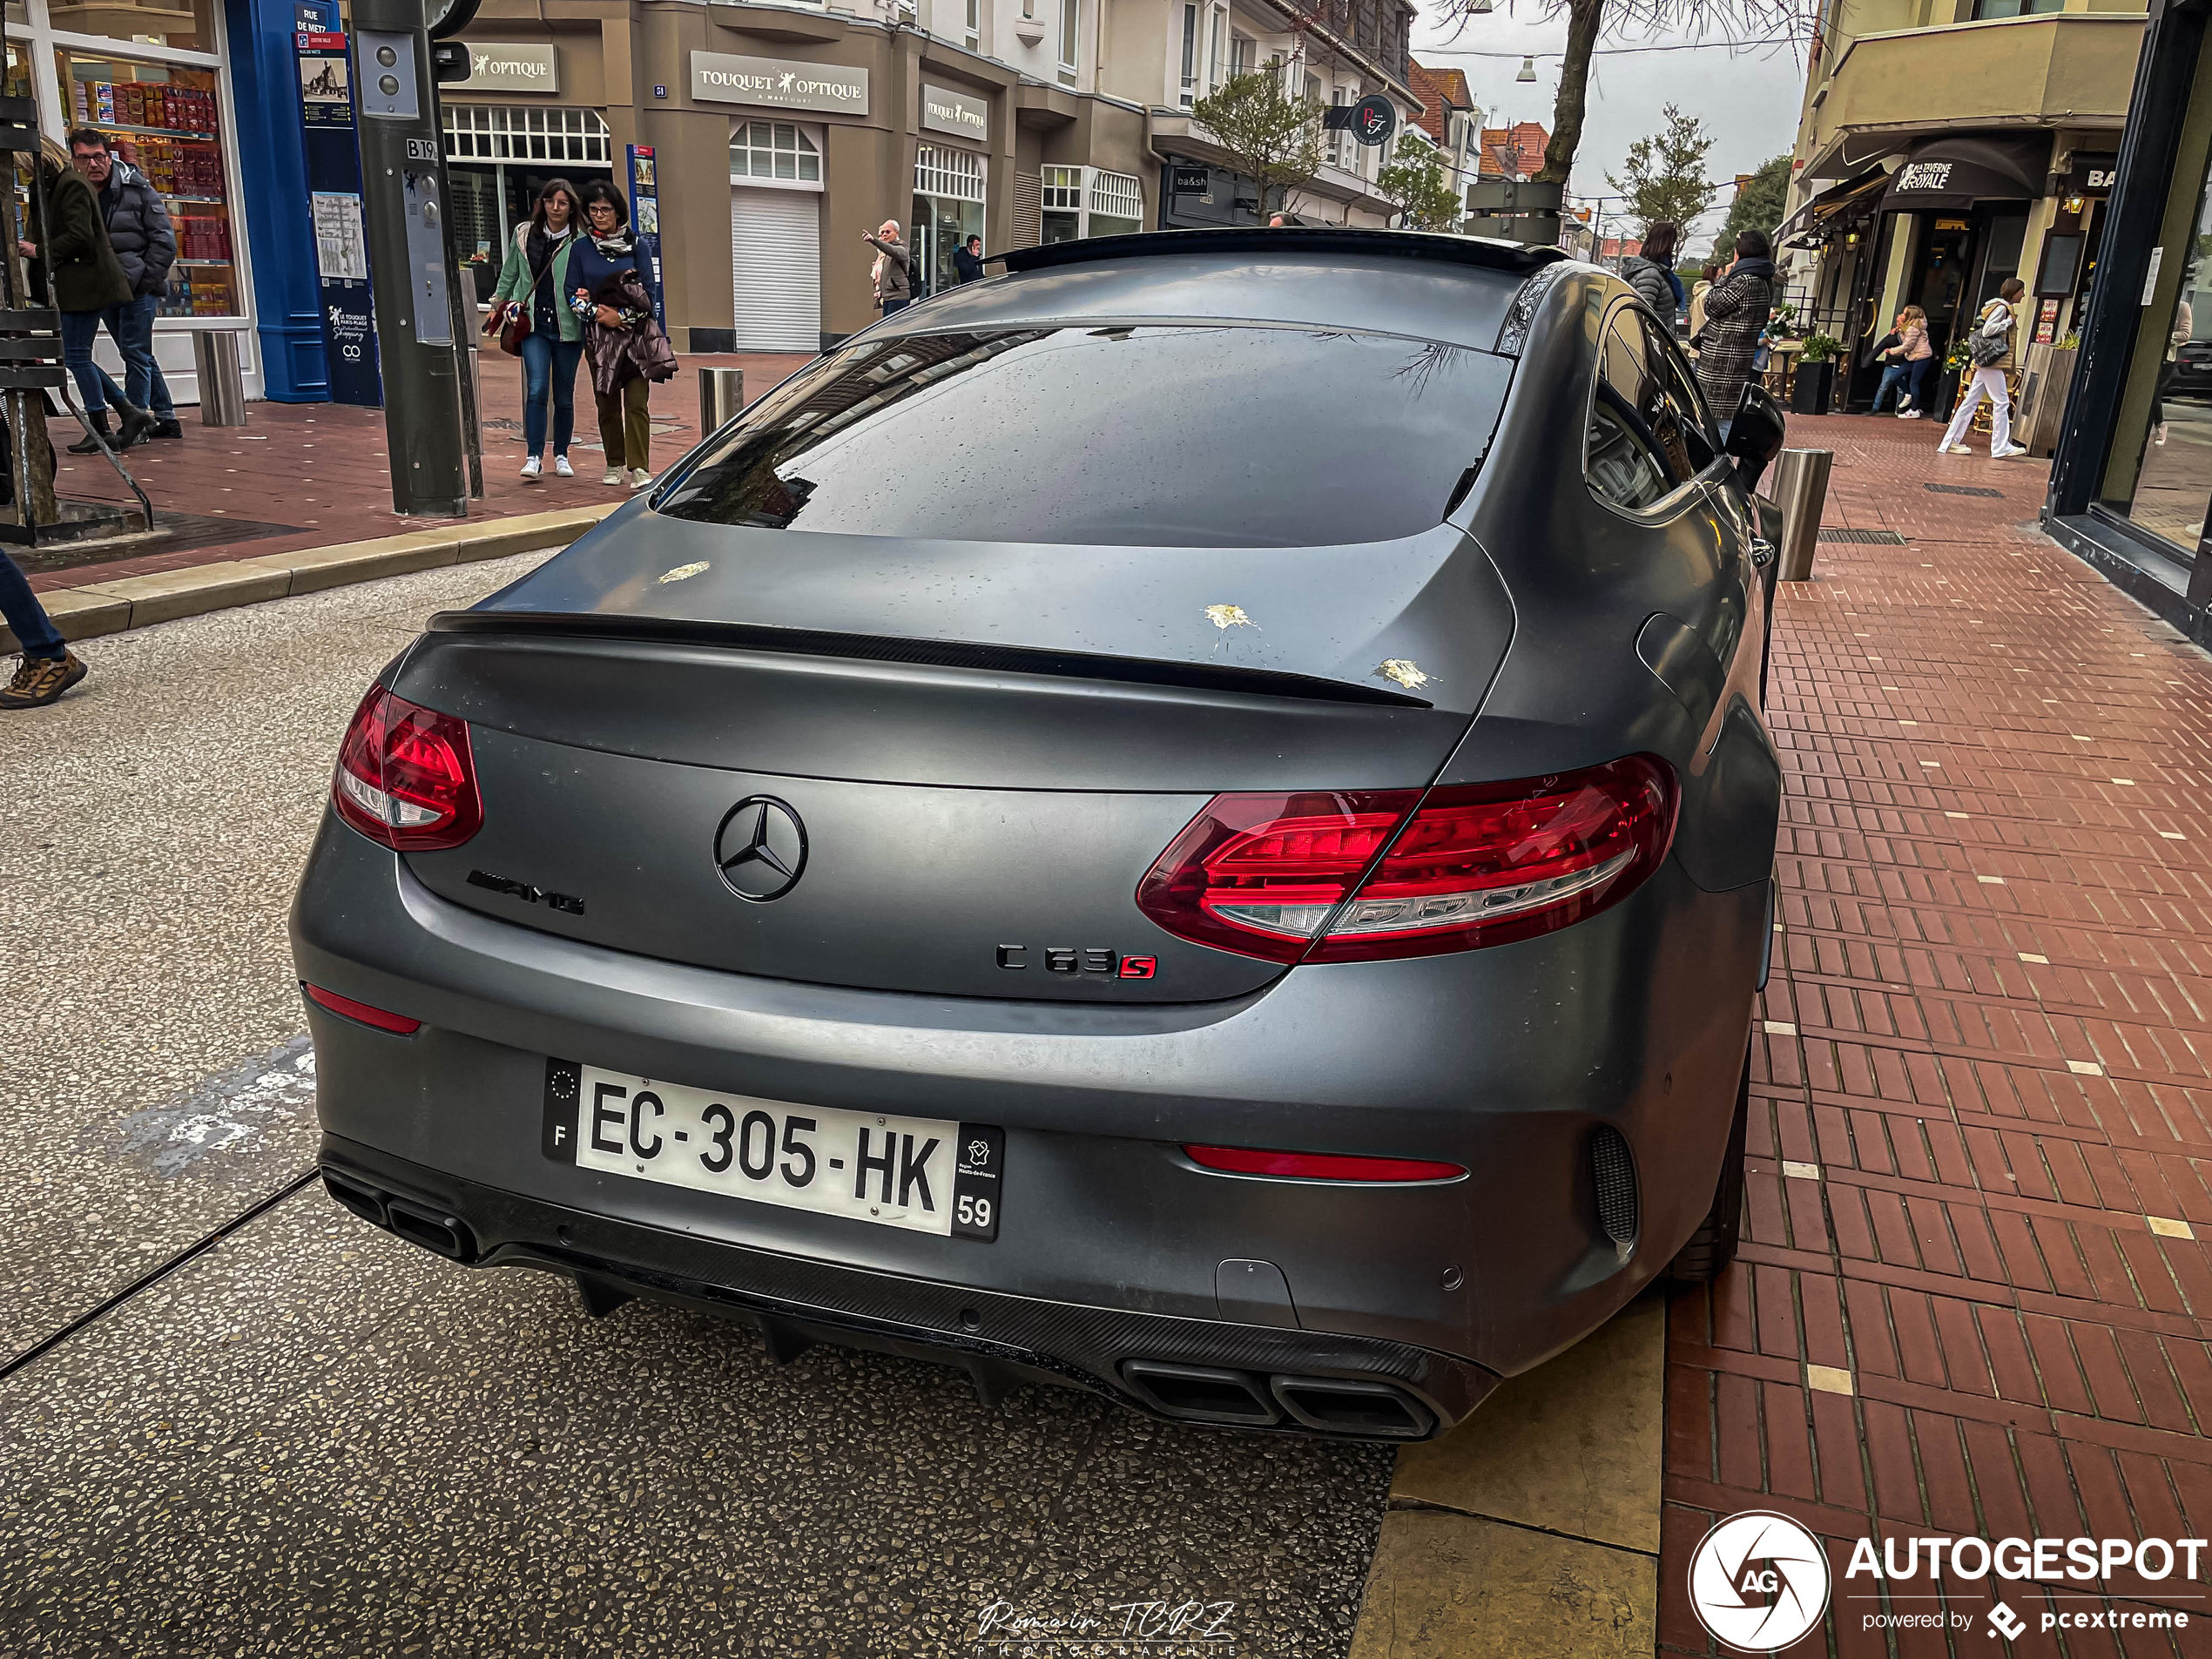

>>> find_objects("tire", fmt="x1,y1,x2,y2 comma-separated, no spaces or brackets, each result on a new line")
1665,1039,1751,1285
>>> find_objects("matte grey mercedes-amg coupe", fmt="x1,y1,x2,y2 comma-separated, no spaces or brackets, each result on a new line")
291,227,1787,1440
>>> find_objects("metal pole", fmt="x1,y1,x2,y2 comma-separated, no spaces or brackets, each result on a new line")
351,0,467,517
1769,448,1833,583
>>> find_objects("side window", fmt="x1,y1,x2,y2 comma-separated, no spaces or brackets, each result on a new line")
1586,312,1678,512
1650,331,1721,474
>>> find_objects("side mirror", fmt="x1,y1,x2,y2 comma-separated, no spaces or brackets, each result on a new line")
1724,381,1786,493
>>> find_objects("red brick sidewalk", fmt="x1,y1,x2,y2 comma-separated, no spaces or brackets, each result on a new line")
24,347,813,593
1663,415,2212,1653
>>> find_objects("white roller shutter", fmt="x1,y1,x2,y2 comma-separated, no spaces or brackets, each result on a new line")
731,187,822,351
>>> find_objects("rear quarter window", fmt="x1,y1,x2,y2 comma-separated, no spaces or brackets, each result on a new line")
655,325,1514,549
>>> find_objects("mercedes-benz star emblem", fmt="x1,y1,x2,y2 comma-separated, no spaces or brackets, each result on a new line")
713,797,808,901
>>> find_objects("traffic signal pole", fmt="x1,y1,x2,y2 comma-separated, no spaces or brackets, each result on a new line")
351,0,467,516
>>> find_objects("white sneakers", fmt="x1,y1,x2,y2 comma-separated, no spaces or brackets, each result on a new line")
554,455,574,477
2155,424,2170,447
1938,442,1971,455
519,455,542,481
601,467,624,486
524,455,581,481
628,469,654,490
1993,443,2030,460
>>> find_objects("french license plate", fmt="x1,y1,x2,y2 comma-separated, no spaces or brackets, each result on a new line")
541,1060,1002,1240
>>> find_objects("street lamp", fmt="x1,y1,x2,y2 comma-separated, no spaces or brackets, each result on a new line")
1515,55,1536,81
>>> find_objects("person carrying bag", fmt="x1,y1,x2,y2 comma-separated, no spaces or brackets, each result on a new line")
1939,280,2028,459
487,179,583,481
569,181,675,489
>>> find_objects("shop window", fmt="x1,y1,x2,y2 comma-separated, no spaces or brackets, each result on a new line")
1041,163,1082,244
2112,125,2212,552
58,48,237,319
730,122,821,185
1089,168,1143,237
50,0,214,55
1058,0,1078,84
915,144,987,205
443,105,610,165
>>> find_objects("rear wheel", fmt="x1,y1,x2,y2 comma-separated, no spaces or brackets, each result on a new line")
1665,1040,1750,1284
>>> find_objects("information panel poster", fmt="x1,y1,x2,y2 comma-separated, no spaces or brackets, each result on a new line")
295,29,381,406
627,145,664,329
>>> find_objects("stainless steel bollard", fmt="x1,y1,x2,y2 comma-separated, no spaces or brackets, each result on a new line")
1769,448,1832,582
192,330,247,428
699,366,745,436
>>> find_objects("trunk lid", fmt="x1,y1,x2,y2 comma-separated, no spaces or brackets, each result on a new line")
388,519,1513,1001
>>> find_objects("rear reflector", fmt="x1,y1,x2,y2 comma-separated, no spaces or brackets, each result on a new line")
332,685,482,852
1136,757,1677,963
1184,1144,1465,1183
305,983,421,1035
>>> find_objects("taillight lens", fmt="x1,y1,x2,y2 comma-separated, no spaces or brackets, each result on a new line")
331,686,482,851
304,983,422,1035
1136,757,1677,963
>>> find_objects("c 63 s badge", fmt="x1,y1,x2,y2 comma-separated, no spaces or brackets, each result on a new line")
995,946,1157,980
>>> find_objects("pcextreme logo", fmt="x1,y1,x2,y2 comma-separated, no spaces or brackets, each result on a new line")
1691,1510,2205,1650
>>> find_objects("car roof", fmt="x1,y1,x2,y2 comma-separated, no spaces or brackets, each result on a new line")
890,233,1584,359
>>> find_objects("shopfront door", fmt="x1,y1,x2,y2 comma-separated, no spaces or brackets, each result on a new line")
1905,214,1975,374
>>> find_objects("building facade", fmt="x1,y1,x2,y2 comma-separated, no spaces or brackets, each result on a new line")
1405,58,1479,225
1775,0,2147,411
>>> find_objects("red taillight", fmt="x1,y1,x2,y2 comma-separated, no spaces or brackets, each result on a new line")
1136,758,1677,963
304,983,421,1035
332,686,482,851
1184,1144,1466,1183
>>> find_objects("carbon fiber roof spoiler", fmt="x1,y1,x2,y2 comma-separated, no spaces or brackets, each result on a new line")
990,226,1568,280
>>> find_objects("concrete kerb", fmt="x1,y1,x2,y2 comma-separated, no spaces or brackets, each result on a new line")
1,503,621,654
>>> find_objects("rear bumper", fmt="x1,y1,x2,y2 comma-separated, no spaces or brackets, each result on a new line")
320,1134,1489,1437
292,807,1767,1406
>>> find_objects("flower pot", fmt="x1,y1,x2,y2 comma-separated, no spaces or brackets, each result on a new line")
1790,360,1835,415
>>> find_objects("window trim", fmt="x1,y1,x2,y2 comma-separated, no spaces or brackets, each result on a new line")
1583,301,1722,523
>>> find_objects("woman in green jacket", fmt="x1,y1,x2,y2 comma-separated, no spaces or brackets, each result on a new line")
18,138,145,448
489,178,584,481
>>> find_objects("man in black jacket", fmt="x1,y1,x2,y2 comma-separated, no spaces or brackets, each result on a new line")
951,234,985,286
68,128,179,448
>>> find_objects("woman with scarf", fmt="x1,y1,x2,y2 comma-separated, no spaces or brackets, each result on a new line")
489,178,583,481
569,181,673,489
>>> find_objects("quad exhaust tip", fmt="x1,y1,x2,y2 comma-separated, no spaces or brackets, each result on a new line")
321,1170,478,1262
1120,1359,1433,1438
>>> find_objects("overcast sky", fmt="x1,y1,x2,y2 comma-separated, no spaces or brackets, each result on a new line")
1409,3,1811,251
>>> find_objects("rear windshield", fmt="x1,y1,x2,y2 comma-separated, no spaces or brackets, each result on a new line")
654,325,1513,549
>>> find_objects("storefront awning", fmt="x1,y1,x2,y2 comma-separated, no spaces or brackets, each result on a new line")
1774,165,1890,251
1880,133,2052,212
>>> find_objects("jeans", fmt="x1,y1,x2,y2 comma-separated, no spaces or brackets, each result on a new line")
880,297,909,316
61,295,173,419
518,331,583,458
1872,363,1910,412
0,550,65,660
1943,365,2013,453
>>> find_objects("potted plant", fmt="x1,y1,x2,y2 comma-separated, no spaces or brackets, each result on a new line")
1791,331,1841,414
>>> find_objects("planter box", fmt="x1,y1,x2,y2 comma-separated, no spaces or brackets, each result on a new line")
1790,360,1836,415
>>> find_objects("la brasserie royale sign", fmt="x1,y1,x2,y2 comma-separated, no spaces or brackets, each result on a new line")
690,51,869,115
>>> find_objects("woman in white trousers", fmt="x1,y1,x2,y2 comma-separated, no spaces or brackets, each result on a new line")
1939,279,2028,459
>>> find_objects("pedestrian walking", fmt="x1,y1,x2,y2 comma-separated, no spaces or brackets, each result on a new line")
69,128,179,448
952,233,985,286
1871,306,1933,417
570,181,675,490
2152,291,2193,448
0,552,87,710
1694,230,1777,435
18,137,138,454
863,219,912,317
489,178,584,482
1619,221,1683,323
1939,279,2028,459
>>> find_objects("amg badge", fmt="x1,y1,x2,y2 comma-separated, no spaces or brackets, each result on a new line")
468,869,585,915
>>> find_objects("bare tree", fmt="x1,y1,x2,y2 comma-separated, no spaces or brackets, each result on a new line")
1434,0,1815,192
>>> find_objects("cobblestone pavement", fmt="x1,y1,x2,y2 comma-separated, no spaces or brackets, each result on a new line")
26,348,813,593
1663,415,2212,1654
